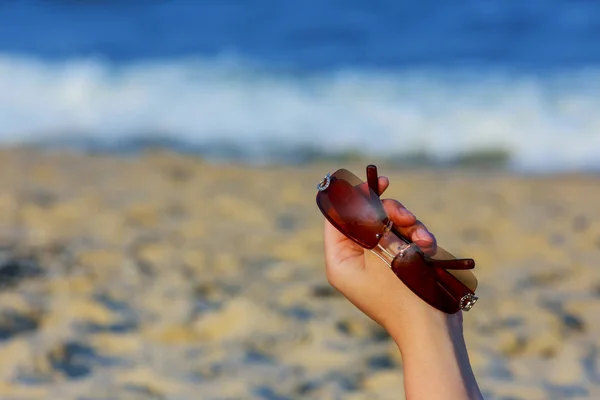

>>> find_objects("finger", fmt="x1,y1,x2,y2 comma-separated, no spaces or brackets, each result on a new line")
382,200,437,254
382,199,417,227
378,176,389,196
408,220,437,255
323,217,346,246
323,219,364,264
404,220,437,255
356,176,389,198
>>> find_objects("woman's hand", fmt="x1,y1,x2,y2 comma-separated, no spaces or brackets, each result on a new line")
323,175,438,335
322,175,483,400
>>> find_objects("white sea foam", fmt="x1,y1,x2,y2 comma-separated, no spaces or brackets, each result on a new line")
1,54,599,171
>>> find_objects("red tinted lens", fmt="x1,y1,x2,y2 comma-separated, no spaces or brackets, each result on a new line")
316,169,388,249
391,251,474,314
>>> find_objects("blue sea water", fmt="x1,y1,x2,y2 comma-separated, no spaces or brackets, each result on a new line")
1,0,600,171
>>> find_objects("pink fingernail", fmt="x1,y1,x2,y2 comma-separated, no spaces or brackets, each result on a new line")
414,227,431,241
399,207,415,219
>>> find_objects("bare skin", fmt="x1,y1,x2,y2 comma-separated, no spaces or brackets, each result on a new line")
323,176,484,400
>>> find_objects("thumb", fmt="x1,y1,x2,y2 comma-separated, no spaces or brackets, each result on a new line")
323,219,365,267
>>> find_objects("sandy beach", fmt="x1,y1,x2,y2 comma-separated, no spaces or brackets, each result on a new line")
0,148,599,400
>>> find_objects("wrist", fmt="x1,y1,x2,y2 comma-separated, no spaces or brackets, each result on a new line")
386,308,483,400
386,303,463,350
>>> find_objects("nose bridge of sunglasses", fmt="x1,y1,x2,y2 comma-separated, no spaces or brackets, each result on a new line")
370,229,418,266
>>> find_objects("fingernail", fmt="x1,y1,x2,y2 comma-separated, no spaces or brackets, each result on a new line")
398,207,415,219
414,227,431,241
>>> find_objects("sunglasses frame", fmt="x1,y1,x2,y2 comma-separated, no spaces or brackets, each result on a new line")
316,167,479,313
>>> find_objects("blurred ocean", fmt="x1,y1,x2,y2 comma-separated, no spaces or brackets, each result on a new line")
1,0,600,172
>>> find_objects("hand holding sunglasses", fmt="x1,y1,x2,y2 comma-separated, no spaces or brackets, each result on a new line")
316,165,479,315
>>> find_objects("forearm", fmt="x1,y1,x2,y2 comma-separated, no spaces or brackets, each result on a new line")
388,311,483,400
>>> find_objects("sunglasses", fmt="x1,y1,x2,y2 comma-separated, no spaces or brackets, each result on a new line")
315,165,479,314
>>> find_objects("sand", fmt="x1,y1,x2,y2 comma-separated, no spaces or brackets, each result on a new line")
0,148,599,400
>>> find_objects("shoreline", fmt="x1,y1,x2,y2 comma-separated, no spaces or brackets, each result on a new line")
2,145,599,178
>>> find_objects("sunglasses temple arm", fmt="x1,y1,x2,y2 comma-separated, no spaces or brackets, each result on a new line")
366,165,413,246
433,267,475,300
427,258,475,270
390,226,476,270
366,164,380,197
390,225,413,245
